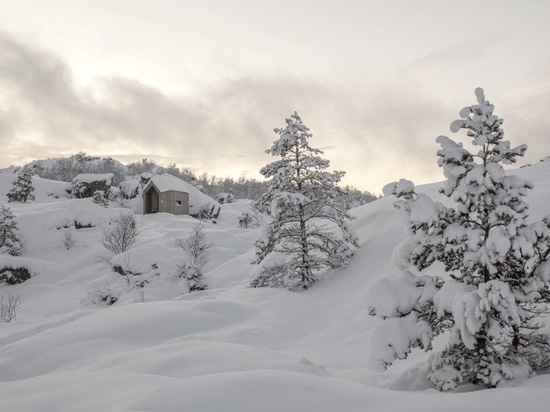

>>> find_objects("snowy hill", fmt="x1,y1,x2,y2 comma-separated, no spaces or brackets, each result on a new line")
26,153,126,176
0,173,71,202
0,162,550,410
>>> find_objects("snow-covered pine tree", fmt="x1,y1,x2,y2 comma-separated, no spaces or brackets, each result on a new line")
367,88,550,391
7,168,35,203
176,223,211,292
252,111,358,290
0,205,22,256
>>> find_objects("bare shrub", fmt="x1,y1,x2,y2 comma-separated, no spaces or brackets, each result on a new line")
111,256,160,302
0,293,22,322
112,256,153,287
86,282,124,305
194,203,220,220
74,220,95,229
101,211,139,255
250,261,297,289
238,211,260,228
61,230,76,250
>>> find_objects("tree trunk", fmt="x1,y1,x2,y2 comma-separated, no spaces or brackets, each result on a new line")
299,204,310,286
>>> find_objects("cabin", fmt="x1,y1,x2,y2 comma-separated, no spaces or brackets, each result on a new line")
142,174,190,215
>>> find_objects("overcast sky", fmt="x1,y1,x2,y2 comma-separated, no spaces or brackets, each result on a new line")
0,0,549,193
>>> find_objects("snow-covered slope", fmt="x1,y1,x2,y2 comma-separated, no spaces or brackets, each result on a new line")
0,162,549,411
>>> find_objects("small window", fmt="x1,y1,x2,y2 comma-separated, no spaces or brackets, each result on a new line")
176,200,182,206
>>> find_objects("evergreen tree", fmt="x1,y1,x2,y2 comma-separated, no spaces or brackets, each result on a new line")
176,223,211,292
0,205,22,256
367,88,550,391
7,168,35,203
252,112,357,290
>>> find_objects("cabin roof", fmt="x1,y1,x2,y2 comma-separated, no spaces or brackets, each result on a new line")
145,173,191,193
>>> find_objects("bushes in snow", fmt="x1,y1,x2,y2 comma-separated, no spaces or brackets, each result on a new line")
251,112,358,290
74,214,97,229
112,260,160,297
60,230,76,250
92,190,109,207
238,212,260,229
0,266,31,285
367,88,550,391
7,168,35,203
193,203,220,220
0,205,22,256
238,213,252,228
101,211,139,255
86,282,125,306
126,159,196,184
195,173,269,201
86,261,160,306
32,152,126,185
250,260,300,289
217,192,234,204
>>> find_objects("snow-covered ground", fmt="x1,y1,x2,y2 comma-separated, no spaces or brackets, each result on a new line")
0,163,549,411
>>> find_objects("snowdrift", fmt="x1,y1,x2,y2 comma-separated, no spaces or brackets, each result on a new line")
0,162,549,411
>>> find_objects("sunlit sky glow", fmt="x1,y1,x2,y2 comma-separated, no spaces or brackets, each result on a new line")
1,0,549,193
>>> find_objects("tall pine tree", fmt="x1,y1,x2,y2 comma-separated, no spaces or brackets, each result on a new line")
252,112,357,290
367,88,550,391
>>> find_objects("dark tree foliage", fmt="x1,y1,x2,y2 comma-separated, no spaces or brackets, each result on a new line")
7,168,35,203
0,205,22,256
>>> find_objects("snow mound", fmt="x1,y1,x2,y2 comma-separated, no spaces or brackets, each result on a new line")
0,161,550,410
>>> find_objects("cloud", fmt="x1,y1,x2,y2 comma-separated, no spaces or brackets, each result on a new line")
1,30,521,193
406,35,505,72
502,90,550,165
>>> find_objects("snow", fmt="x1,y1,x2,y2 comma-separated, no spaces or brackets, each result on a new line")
0,160,549,410
366,274,421,319
0,174,70,202
119,178,141,198
73,172,113,185
382,178,414,198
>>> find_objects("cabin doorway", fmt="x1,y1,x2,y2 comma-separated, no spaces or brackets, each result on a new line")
145,188,160,213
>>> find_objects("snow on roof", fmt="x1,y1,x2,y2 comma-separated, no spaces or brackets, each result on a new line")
146,173,219,212
147,173,192,193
